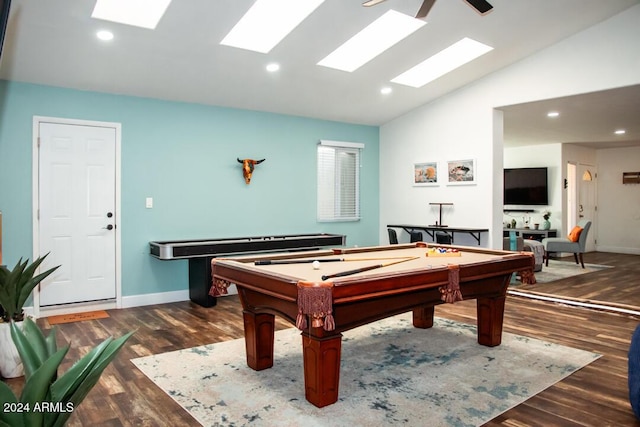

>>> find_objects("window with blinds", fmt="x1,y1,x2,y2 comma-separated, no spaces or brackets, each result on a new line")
317,140,363,222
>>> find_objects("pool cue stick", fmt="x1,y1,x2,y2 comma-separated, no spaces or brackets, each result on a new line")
321,256,419,280
255,258,343,265
344,256,419,261
255,256,414,266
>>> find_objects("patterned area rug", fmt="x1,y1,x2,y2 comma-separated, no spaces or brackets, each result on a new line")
522,259,612,284
132,315,600,427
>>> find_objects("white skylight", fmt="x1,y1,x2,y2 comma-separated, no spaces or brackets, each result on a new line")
221,0,325,54
91,0,172,30
391,37,493,88
318,10,425,73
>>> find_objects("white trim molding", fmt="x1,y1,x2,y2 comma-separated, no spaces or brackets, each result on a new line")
31,116,123,317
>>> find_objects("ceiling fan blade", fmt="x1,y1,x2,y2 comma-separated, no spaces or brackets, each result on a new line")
362,0,387,6
464,0,493,14
415,0,437,19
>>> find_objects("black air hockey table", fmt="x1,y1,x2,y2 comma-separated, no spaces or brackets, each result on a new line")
149,233,346,307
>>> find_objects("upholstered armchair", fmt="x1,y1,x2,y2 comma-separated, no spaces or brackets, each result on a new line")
542,220,592,268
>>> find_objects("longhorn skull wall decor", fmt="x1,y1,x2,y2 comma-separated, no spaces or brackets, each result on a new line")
237,158,265,184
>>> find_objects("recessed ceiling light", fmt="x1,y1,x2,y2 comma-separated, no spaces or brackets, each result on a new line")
318,10,425,73
96,30,114,41
380,87,392,95
547,111,560,118
92,0,171,29
221,0,325,54
266,63,280,72
615,129,626,135
391,38,493,88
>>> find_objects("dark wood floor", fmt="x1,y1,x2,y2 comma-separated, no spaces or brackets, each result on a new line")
516,252,640,312
4,252,640,426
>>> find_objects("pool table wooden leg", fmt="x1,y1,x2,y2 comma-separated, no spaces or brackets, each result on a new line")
476,296,506,347
242,310,275,371
301,333,342,408
412,306,435,328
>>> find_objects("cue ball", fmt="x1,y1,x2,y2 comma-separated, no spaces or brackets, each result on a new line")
312,261,321,270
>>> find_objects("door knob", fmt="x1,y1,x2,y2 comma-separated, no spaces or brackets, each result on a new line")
107,212,113,218
103,224,114,230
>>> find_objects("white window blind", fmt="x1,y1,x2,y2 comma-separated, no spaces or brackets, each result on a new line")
317,140,363,222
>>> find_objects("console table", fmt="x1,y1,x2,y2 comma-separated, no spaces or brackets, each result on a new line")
503,228,557,242
387,224,488,245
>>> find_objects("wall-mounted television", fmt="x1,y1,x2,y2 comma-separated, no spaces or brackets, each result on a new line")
0,0,11,63
503,167,549,206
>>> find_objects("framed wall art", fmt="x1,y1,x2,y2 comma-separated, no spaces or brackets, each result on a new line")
447,159,476,185
413,161,439,186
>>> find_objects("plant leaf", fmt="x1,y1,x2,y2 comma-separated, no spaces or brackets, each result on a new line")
0,264,9,280
50,336,114,402
21,317,52,368
19,346,69,427
16,255,60,314
45,325,59,356
48,331,134,427
10,318,45,379
0,258,25,319
0,380,23,427
0,266,11,322
16,265,60,310
0,255,60,321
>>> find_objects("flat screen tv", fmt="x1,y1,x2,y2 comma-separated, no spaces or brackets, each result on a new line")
503,167,549,206
0,0,10,63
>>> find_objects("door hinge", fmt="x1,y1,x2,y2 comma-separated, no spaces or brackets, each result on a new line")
37,137,40,148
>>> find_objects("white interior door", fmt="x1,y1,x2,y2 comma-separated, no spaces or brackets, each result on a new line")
38,121,117,306
577,163,597,252
566,163,577,230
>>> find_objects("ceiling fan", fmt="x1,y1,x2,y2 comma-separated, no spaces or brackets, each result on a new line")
362,0,493,19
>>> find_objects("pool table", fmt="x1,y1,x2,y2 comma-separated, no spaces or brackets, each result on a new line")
210,243,534,407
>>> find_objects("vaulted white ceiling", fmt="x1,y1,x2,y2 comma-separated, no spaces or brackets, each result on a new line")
1,0,639,147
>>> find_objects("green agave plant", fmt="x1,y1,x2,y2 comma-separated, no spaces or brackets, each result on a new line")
0,317,134,427
0,255,60,322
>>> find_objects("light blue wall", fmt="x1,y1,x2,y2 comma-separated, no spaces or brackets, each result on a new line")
0,81,379,297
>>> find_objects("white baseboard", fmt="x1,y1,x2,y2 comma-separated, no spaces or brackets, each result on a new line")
25,285,239,318
121,290,190,308
121,285,238,309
